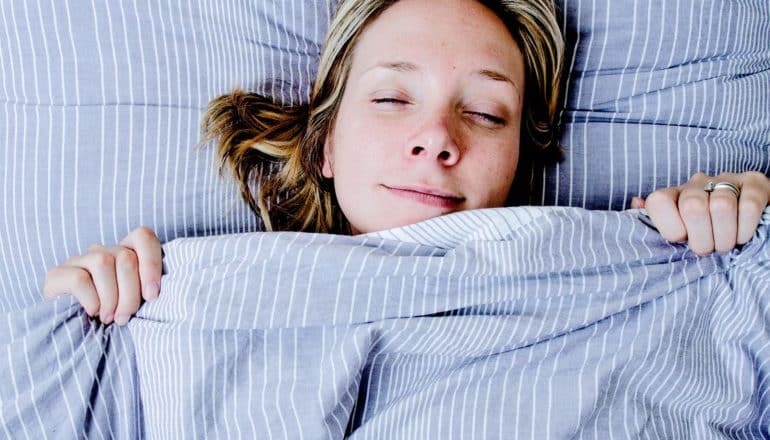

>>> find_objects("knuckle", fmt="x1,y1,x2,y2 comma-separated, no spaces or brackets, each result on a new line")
742,171,766,183
133,226,157,242
116,248,139,269
645,189,673,209
708,196,734,215
645,189,667,203
678,196,708,218
71,268,93,289
87,242,104,252
714,171,734,180
690,172,709,182
741,197,765,216
91,251,116,268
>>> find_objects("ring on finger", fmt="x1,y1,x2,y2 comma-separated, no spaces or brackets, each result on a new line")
704,181,740,199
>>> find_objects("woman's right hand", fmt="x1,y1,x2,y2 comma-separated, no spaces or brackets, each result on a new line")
43,226,163,326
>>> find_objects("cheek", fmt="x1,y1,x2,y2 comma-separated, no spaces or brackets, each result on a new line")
331,112,397,176
467,143,520,207
325,109,396,233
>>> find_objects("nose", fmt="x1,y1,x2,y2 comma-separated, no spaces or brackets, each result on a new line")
405,115,461,166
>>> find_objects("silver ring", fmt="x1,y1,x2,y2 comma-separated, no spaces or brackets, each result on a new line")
704,180,740,199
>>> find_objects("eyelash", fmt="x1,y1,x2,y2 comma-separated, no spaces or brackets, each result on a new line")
372,98,407,104
371,98,506,126
467,112,505,126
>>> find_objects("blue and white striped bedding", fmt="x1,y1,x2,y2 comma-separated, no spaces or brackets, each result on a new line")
1,0,768,437
1,0,768,307
3,206,770,438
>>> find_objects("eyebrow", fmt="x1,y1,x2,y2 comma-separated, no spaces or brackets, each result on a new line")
367,61,517,87
368,61,419,73
476,69,516,87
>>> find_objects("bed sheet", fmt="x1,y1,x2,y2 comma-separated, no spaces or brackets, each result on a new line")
2,206,769,439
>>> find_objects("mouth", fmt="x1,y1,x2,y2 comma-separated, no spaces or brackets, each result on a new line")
382,185,466,209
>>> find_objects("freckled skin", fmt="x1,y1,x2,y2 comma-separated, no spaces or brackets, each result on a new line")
322,0,526,234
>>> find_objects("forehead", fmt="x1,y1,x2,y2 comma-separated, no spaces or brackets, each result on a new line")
350,0,522,75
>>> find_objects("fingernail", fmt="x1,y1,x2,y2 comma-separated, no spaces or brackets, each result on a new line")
145,281,160,300
102,313,114,325
115,314,129,326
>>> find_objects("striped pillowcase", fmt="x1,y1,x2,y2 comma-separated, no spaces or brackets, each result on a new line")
0,0,767,306
530,0,770,210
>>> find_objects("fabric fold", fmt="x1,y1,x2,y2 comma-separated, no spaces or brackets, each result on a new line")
2,206,769,438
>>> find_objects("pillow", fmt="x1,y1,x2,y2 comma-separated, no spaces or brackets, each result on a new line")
0,1,334,309
519,0,770,209
1,0,767,307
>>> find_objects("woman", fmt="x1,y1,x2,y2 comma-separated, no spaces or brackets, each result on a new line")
43,0,770,326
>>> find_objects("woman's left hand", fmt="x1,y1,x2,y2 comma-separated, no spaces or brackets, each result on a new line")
630,172,770,256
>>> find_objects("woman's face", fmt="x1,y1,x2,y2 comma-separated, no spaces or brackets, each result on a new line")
323,0,526,234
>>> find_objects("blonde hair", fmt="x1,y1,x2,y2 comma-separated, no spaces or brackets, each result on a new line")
200,0,564,234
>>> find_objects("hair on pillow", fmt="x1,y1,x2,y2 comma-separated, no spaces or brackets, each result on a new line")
515,0,770,209
0,1,334,308
0,0,767,308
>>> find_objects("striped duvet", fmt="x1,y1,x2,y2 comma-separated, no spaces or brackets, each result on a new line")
3,206,769,439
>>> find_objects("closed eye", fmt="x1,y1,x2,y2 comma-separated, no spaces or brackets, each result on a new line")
372,98,409,104
466,111,506,126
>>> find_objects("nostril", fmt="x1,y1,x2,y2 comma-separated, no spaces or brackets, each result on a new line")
411,146,424,155
438,151,450,161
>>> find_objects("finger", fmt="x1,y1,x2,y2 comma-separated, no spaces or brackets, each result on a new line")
73,248,120,324
644,187,687,243
107,245,142,326
631,197,645,209
678,181,715,256
43,265,100,317
708,187,738,254
736,172,770,244
120,226,163,301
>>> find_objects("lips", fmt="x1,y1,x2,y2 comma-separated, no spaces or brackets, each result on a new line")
383,185,465,209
